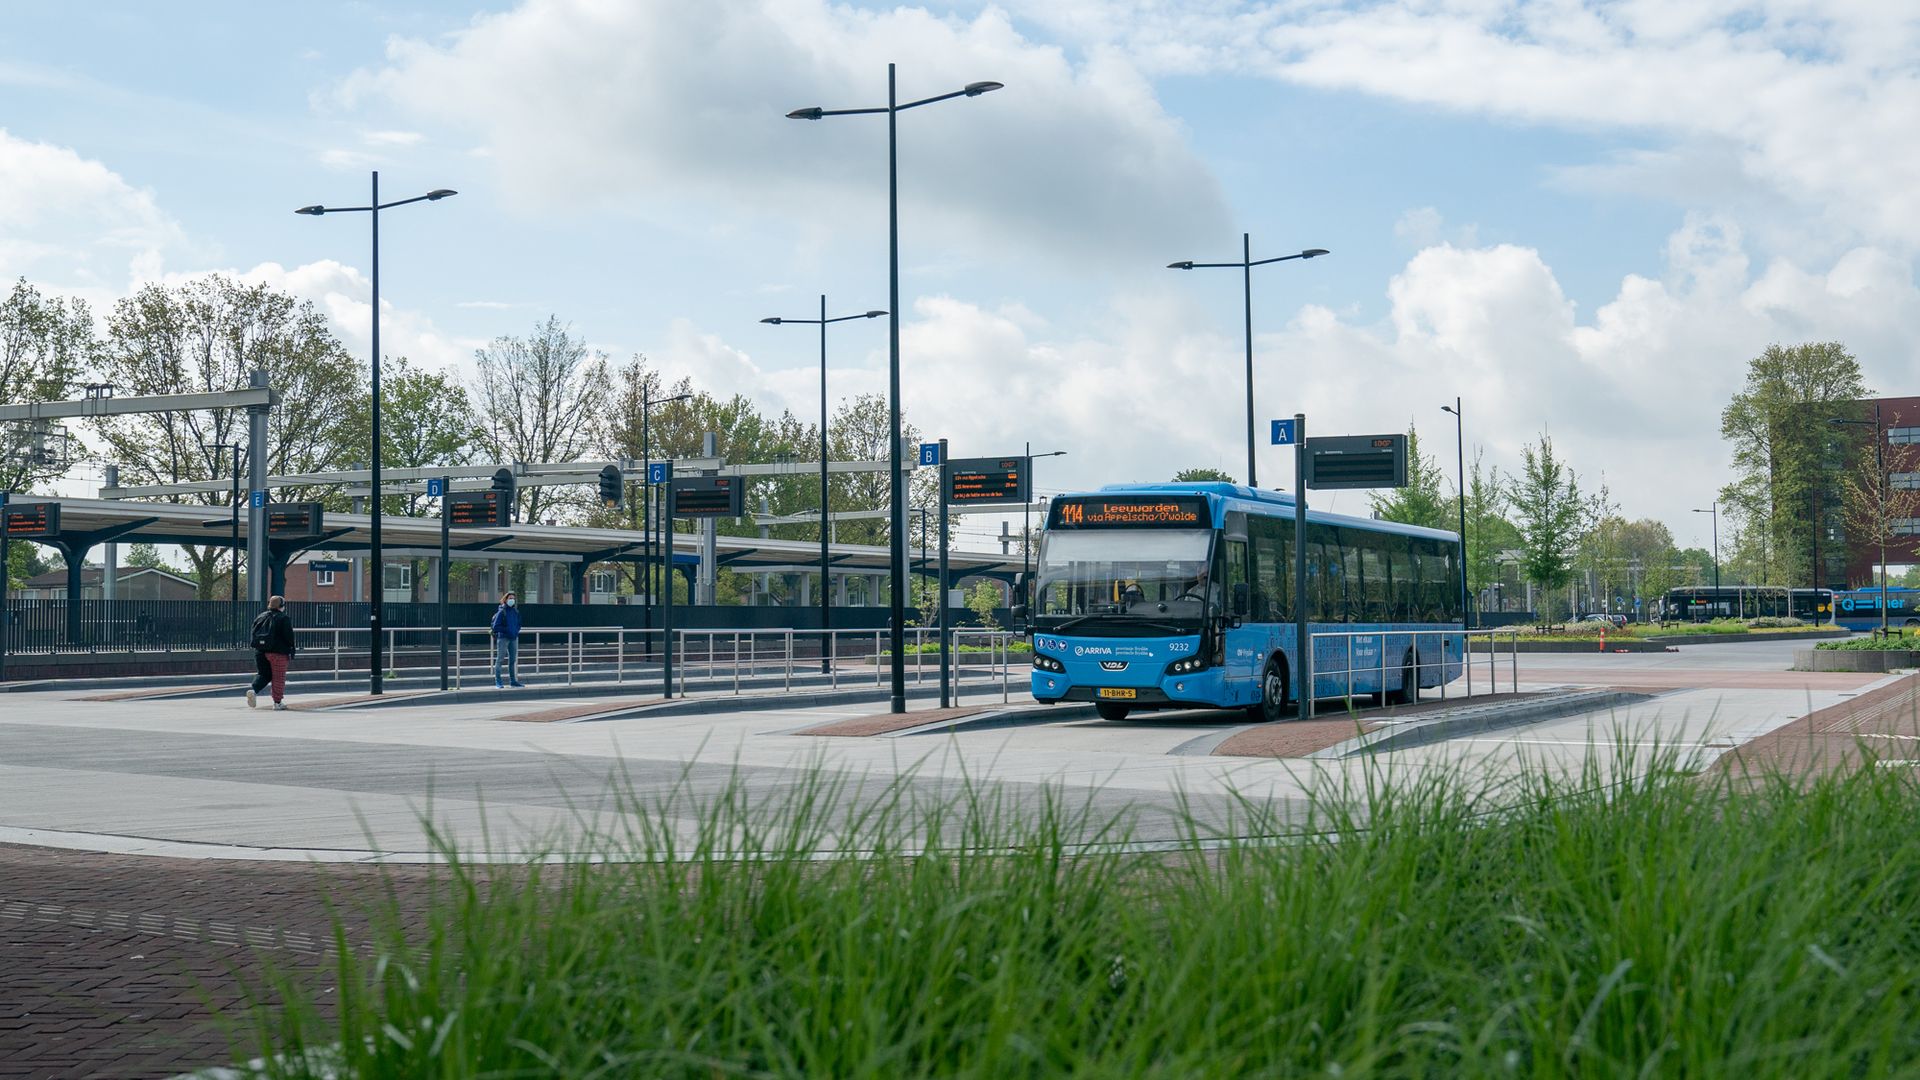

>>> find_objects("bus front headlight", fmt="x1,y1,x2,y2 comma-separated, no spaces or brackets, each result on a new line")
1165,655,1210,676
1032,653,1065,673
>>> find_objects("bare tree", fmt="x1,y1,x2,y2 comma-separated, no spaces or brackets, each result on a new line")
1838,446,1920,603
471,316,610,524
0,278,100,493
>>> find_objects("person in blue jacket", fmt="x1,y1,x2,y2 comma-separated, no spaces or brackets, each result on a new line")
490,591,524,688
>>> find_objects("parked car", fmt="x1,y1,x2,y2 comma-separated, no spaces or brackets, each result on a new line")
1579,613,1627,628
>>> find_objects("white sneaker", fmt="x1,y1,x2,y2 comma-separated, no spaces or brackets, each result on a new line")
272,702,288,711
246,689,257,709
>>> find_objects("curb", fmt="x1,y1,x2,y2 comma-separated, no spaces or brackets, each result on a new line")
1307,689,1651,759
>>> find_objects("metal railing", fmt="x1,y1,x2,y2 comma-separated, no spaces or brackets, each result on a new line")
669,627,1024,701
1309,628,1519,714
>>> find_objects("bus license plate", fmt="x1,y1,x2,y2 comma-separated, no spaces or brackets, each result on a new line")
1098,688,1136,700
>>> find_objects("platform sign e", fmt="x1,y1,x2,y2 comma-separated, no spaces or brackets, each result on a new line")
249,489,267,508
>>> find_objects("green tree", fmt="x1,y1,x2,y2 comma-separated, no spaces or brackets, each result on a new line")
0,278,99,493
122,541,181,575
1453,450,1518,600
6,540,58,591
1370,425,1449,529
965,580,1002,629
1720,342,1867,587
91,275,361,597
1172,467,1234,483
1509,434,1586,606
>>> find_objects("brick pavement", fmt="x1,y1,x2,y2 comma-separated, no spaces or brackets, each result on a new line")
0,845,450,1079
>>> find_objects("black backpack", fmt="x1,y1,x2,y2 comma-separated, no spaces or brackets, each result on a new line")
250,611,276,651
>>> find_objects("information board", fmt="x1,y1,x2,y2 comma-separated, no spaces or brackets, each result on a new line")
1049,496,1208,530
946,456,1029,506
1,500,59,536
266,502,325,538
447,489,511,528
1304,434,1408,490
670,476,744,518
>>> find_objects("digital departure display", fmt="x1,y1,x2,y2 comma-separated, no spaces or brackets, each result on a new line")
946,456,1028,505
1,501,58,536
447,490,511,528
1049,496,1208,529
671,476,743,518
266,502,325,538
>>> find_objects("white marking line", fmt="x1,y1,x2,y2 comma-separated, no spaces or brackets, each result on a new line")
0,898,322,953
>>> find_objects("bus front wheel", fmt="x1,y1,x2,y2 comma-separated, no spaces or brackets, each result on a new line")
1096,702,1132,721
1249,659,1289,724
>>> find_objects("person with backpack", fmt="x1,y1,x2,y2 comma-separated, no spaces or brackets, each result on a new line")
246,595,296,710
491,591,524,688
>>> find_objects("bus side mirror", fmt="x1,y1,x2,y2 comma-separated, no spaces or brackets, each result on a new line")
1010,603,1029,631
1231,582,1250,616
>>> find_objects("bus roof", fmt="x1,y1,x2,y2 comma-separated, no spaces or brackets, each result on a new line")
1063,481,1461,542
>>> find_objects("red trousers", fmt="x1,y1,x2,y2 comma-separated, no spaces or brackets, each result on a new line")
253,651,291,703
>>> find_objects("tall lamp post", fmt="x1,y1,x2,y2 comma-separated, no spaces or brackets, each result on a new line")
1022,443,1066,602
762,298,885,673
640,387,691,648
787,65,1003,715
296,173,456,694
1167,236,1328,487
1440,398,1469,628
1831,407,1890,635
1692,505,1721,591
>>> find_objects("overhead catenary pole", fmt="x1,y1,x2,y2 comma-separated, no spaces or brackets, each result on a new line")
663,470,675,699
1443,397,1469,628
438,474,451,691
938,437,950,709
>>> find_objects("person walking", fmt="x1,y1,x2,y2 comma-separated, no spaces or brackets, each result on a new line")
491,591,524,688
246,595,296,711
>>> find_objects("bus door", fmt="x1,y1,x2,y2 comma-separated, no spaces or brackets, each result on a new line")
1221,521,1267,706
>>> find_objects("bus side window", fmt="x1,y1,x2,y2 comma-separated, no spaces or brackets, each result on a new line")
1225,539,1250,615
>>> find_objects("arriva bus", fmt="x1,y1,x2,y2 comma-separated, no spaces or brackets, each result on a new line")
1025,483,1465,721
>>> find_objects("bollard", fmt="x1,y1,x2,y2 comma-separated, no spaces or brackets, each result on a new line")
1598,628,1606,653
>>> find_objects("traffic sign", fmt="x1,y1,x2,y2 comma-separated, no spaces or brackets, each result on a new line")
249,489,266,508
426,478,445,498
1270,419,1297,446
918,442,942,467
647,462,670,484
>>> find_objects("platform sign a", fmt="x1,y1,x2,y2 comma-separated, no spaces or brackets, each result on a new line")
1270,418,1297,446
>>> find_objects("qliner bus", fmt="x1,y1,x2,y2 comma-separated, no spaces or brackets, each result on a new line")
1026,483,1465,721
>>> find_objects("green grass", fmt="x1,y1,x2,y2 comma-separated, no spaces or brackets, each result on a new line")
231,752,1920,1078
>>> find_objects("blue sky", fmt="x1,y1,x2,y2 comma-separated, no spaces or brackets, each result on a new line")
6,1,1920,552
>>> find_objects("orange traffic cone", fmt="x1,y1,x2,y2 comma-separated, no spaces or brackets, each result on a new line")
1598,628,1606,653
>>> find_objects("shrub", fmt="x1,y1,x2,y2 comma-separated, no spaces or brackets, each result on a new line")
1816,632,1920,651
1746,616,1805,629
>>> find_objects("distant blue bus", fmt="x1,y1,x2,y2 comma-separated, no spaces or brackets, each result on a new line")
1026,483,1465,721
1830,587,1920,631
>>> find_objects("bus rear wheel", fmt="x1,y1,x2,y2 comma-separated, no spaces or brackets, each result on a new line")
1096,702,1132,721
1389,652,1419,706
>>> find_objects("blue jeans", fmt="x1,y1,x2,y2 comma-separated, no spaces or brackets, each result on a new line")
494,636,519,684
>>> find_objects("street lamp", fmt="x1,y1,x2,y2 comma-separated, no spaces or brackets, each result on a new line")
787,66,1003,714
763,298,886,673
1831,407,1890,635
1440,398,1469,628
641,388,692,647
1692,505,1720,591
296,173,456,694
1022,442,1066,605
1167,236,1328,487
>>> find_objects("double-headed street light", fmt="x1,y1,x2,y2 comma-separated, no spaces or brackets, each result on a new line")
762,298,886,672
786,65,1003,714
296,173,456,695
1831,407,1890,635
1168,236,1328,487
1440,398,1469,627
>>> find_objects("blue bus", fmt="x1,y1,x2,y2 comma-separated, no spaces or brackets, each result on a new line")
1830,587,1920,631
1025,483,1465,721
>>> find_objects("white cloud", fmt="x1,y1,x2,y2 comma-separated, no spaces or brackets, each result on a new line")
1007,0,1920,251
333,0,1230,261
0,128,185,291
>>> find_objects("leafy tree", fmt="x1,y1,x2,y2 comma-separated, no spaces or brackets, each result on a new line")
346,357,475,516
472,316,611,525
1508,434,1586,603
1452,450,1518,600
1720,342,1867,587
1370,425,1449,529
91,275,361,597
965,580,1002,629
122,542,181,575
0,278,98,493
6,539,59,591
1173,467,1234,483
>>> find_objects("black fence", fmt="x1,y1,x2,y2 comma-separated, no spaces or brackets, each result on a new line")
0,597,1013,655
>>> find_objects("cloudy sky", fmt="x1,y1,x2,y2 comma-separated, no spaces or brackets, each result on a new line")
5,0,1919,551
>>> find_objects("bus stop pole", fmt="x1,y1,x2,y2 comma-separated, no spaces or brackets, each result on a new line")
938,438,950,710
1293,413,1312,719
438,475,450,691
663,470,675,699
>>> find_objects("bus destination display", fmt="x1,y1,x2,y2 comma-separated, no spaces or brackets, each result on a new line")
946,456,1028,506
1,501,59,536
447,490,511,528
266,503,325,538
1050,496,1207,529
671,476,743,518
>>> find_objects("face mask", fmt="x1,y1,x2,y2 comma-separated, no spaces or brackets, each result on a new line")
506,598,516,607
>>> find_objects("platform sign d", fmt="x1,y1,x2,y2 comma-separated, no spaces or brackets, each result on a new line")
426,478,445,498
1270,418,1297,446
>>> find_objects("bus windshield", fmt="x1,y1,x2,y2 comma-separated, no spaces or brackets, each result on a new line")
1034,529,1215,626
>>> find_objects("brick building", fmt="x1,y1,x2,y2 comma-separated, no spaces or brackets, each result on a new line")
1835,394,1920,589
